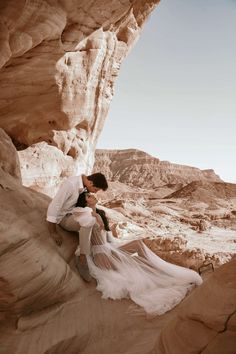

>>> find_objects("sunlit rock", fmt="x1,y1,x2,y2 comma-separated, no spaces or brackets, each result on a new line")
154,259,236,354
94,149,222,188
0,128,21,181
0,0,160,192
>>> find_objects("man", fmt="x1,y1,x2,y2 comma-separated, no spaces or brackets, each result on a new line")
47,173,108,282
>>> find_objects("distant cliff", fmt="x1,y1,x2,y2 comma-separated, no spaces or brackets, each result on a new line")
94,149,222,188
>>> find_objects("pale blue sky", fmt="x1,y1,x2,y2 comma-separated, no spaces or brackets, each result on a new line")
97,0,236,183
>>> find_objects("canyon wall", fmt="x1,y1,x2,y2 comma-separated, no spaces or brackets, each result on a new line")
0,0,160,195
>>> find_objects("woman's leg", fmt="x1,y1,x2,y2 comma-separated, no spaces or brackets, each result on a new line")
59,214,80,232
118,240,156,269
118,240,146,257
93,252,116,270
91,223,116,270
60,214,92,256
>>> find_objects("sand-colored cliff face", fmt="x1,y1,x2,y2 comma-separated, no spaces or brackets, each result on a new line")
154,259,236,354
94,149,222,188
0,0,160,192
0,128,21,181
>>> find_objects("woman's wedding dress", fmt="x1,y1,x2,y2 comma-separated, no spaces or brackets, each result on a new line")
87,229,203,316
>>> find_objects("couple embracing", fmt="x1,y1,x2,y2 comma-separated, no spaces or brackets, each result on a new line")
47,173,202,316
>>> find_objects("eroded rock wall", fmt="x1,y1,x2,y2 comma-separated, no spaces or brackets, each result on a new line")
0,0,160,195
0,136,163,354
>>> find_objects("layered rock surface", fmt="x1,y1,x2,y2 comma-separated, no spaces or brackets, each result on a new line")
0,0,160,194
152,258,236,354
94,149,222,188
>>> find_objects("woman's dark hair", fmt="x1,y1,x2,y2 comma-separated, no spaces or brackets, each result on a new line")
76,191,87,208
76,191,110,231
87,173,108,191
95,209,110,231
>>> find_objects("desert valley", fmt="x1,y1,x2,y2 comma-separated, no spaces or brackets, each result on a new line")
94,149,236,272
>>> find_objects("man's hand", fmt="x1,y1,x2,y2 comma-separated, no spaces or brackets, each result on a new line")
48,221,62,246
51,233,63,246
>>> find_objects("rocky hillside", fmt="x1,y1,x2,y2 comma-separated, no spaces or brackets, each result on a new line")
94,149,236,268
94,149,222,189
166,180,236,203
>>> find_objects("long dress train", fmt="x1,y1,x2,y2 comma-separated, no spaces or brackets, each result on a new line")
87,226,203,316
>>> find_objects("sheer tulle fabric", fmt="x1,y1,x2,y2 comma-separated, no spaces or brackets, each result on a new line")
87,226,203,316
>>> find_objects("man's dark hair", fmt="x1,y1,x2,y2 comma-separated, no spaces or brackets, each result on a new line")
76,191,110,231
87,172,108,191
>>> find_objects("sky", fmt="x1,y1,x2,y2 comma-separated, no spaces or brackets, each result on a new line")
97,0,236,183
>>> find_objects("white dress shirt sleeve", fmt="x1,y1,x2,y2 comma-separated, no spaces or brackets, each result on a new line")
46,180,74,223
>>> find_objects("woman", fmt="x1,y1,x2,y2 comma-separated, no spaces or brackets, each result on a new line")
74,192,203,316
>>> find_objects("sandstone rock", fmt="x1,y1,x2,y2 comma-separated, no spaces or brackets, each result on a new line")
0,168,80,323
143,237,210,271
0,128,21,181
94,149,222,190
18,142,77,197
0,0,160,192
166,180,236,203
153,259,236,354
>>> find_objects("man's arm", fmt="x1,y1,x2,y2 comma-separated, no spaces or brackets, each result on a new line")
46,179,74,246
47,182,71,224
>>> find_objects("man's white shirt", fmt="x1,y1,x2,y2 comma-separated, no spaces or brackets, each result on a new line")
47,175,85,224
